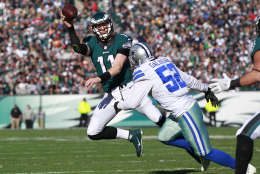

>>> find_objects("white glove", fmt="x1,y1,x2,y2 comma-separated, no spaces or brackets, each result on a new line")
209,74,231,93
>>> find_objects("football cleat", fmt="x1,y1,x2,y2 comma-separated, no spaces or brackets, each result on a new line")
129,129,143,157
200,158,210,172
246,164,256,174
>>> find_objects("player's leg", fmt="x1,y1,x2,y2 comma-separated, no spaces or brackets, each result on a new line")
135,95,165,127
235,112,260,174
87,93,142,157
158,117,202,164
87,93,128,140
177,102,235,169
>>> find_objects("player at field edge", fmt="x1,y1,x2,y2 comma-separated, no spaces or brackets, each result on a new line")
209,16,260,174
60,10,167,157
114,42,256,173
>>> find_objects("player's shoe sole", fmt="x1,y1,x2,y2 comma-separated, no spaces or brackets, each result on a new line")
246,164,256,174
129,129,143,157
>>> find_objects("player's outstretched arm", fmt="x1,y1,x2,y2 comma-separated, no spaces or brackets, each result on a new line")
60,10,90,55
177,66,208,92
117,80,152,110
239,51,260,86
84,53,128,88
210,50,260,93
108,53,128,77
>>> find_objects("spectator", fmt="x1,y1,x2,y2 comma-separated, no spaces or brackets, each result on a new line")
36,106,46,129
10,104,22,129
23,105,35,129
0,1,259,95
78,97,91,127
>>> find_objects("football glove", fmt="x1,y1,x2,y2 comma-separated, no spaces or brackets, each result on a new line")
209,74,231,93
114,101,121,114
204,88,219,107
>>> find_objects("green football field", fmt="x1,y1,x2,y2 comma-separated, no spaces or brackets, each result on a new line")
0,127,259,174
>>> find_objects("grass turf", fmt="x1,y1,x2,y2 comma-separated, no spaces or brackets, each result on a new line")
0,127,259,174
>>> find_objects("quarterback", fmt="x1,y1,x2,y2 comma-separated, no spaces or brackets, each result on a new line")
115,42,255,173
61,11,166,157
210,17,260,174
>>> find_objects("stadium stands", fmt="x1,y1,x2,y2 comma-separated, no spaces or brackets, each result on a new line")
0,0,259,95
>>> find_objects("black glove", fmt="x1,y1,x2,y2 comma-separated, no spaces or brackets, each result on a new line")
204,88,219,107
114,101,121,114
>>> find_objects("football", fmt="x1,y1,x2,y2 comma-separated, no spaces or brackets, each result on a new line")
62,4,78,20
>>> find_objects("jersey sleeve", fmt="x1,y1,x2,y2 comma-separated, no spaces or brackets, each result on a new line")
177,66,209,91
251,38,260,61
117,67,152,110
68,26,89,55
117,34,132,56
84,36,96,54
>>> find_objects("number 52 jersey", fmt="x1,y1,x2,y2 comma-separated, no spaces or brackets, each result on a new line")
124,56,208,117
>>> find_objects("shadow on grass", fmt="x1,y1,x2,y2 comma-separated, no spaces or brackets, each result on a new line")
150,169,199,174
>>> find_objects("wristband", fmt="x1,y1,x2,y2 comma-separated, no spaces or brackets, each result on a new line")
98,71,111,83
229,78,241,89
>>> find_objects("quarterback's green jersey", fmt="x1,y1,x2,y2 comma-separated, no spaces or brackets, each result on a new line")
86,34,133,92
250,37,260,62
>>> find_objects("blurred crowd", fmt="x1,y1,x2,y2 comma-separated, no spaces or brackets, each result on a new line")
0,0,259,95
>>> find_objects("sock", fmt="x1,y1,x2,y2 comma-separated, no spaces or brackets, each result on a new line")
162,138,201,164
204,149,235,169
88,126,117,140
235,134,254,174
163,138,236,168
116,128,130,139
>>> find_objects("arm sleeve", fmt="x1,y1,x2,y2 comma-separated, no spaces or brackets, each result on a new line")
67,26,89,55
117,80,152,110
178,67,208,91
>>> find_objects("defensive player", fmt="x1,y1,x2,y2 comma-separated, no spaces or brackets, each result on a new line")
114,42,255,173
61,11,165,157
209,17,260,174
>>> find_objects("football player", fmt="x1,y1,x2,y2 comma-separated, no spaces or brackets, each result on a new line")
209,17,260,174
114,42,255,173
60,11,166,157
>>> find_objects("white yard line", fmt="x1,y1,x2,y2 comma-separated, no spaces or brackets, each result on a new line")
3,167,229,174
0,135,235,142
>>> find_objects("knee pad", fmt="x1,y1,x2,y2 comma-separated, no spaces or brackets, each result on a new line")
87,126,117,140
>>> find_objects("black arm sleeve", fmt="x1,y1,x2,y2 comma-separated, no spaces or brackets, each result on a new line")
67,26,89,55
117,48,130,57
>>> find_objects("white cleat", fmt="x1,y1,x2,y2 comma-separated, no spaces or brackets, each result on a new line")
200,158,210,172
246,164,256,174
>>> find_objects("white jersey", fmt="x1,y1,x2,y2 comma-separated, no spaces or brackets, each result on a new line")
118,56,208,117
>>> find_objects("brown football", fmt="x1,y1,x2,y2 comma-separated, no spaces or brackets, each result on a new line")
62,4,78,20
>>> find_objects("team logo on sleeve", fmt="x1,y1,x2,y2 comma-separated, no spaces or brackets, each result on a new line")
122,41,132,49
